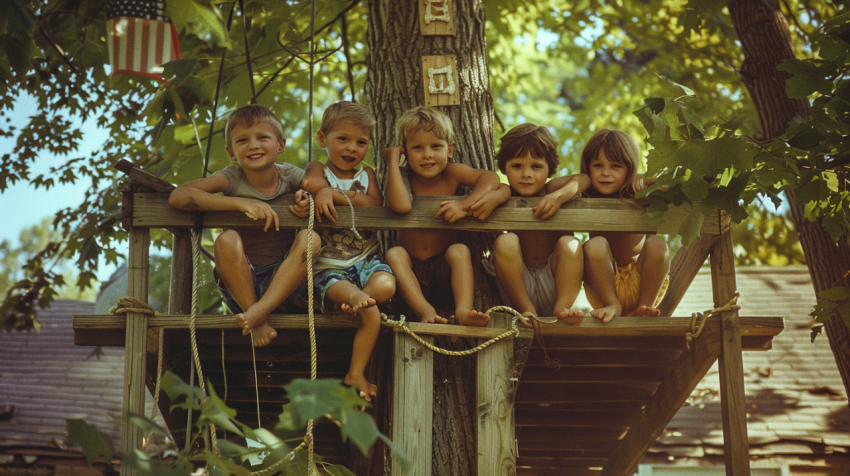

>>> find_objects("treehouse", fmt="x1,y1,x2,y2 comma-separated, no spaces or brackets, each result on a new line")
73,161,784,476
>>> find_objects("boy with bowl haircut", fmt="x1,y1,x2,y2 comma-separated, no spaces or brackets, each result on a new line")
382,106,504,327
483,123,589,324
169,104,318,347
298,101,395,401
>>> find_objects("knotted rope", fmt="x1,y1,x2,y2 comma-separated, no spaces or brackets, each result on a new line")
685,294,741,349
109,298,163,421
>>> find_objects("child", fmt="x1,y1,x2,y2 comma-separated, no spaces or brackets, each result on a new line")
480,123,590,324
169,104,318,347
382,106,503,327
580,129,670,322
299,101,395,401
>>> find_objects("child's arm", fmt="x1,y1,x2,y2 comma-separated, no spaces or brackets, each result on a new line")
382,147,412,214
300,161,337,223
469,183,511,221
437,164,501,223
534,173,591,219
169,174,280,231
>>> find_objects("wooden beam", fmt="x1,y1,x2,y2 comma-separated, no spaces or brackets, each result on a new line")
120,228,150,476
477,313,516,475
711,231,751,476
116,159,175,193
392,332,433,475
599,317,722,476
657,233,721,316
129,193,725,235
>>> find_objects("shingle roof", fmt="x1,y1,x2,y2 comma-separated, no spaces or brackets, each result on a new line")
0,300,128,450
650,266,850,459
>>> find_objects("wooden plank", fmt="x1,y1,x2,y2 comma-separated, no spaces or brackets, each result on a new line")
518,365,665,383
422,55,460,106
515,408,636,427
477,313,515,475
523,348,682,367
392,332,433,475
418,0,454,36
515,381,659,403
515,456,609,469
116,159,175,193
657,233,720,316
598,318,722,476
120,228,150,476
529,335,687,350
711,231,750,476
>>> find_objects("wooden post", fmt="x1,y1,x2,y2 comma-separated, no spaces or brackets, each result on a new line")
120,228,150,476
477,313,515,475
392,332,434,475
710,230,750,476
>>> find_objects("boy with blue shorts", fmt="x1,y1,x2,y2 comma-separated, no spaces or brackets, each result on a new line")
299,101,395,401
169,105,319,347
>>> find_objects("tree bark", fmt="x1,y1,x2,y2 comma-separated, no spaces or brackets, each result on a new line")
727,0,850,400
365,1,499,474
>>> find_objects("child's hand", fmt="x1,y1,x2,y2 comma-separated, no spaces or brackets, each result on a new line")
381,146,405,166
288,190,311,218
315,187,338,224
437,200,467,223
238,198,279,232
469,190,502,221
533,194,563,220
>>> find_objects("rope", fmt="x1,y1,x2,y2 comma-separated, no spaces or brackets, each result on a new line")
380,305,525,356
305,193,318,476
188,229,219,458
332,187,363,240
685,294,741,349
109,296,155,316
151,329,164,421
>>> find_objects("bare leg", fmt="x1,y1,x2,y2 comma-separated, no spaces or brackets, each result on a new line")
340,271,395,313
551,236,585,324
236,230,320,346
583,237,621,323
214,231,277,346
634,236,670,317
447,243,489,327
386,247,447,324
492,233,535,327
325,280,380,402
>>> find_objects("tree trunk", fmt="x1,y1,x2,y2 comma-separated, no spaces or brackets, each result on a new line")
364,1,499,474
727,0,850,400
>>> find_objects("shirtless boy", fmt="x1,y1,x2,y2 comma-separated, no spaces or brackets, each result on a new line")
481,123,589,324
169,104,318,346
383,106,503,326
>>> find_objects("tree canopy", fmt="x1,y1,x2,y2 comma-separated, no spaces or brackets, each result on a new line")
1,0,847,330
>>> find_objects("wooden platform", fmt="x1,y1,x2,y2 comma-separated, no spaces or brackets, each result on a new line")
74,164,784,475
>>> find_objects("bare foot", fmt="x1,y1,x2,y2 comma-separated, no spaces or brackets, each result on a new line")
344,373,377,403
421,308,449,324
341,297,377,314
635,305,661,317
247,323,278,347
590,304,621,323
556,308,584,325
456,309,490,327
235,310,278,347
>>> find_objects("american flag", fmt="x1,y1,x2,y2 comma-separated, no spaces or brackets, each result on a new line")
106,0,181,79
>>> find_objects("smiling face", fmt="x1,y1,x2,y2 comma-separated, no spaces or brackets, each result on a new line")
317,119,371,179
404,128,455,179
588,148,629,196
505,151,549,197
226,121,286,172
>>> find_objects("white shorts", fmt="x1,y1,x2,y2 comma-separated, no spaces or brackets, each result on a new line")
484,254,556,315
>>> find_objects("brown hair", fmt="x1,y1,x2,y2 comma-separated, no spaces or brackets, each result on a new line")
320,101,376,135
224,104,284,149
395,106,455,148
580,129,641,198
495,123,559,176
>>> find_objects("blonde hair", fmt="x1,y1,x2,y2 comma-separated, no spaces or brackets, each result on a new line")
495,123,559,176
580,129,641,198
320,101,376,135
395,106,455,148
224,104,284,149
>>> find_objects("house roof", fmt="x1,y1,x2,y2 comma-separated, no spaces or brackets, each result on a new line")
0,299,141,452
649,265,850,461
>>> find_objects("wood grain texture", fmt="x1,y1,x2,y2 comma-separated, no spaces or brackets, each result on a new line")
392,333,433,475
477,313,516,475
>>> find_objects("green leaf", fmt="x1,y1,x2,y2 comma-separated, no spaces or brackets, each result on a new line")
817,286,850,301
161,371,204,411
777,59,836,98
339,408,379,456
166,0,231,48
657,202,704,246
280,379,367,429
656,74,695,97
162,59,199,84
66,419,113,466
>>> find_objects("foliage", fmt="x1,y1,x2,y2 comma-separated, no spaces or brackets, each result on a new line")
66,418,114,466
69,372,409,475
